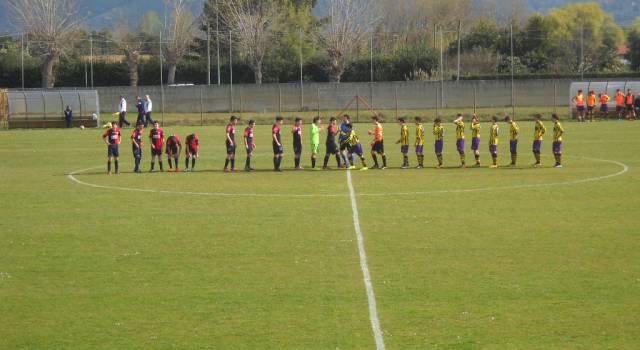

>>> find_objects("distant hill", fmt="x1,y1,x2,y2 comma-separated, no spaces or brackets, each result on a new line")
1,0,638,33
0,0,205,32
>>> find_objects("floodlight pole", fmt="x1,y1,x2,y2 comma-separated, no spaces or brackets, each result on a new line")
159,31,165,123
21,32,24,90
207,21,211,85
90,34,94,88
299,28,304,110
510,23,515,117
370,33,374,83
216,0,221,85
456,20,461,82
580,23,584,81
440,29,444,109
229,30,233,112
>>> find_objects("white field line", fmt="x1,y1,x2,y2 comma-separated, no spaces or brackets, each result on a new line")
67,157,629,198
346,170,386,350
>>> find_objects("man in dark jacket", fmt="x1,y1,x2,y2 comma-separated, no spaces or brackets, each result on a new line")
64,106,73,128
135,96,145,125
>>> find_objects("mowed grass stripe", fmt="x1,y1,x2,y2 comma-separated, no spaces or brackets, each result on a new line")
0,126,378,349
351,122,640,349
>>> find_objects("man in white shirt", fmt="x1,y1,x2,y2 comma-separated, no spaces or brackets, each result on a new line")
118,95,131,127
143,95,155,127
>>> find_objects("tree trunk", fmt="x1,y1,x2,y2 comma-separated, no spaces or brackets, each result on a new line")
328,64,343,83
328,55,343,83
125,49,140,87
41,50,60,88
167,64,177,85
253,61,263,84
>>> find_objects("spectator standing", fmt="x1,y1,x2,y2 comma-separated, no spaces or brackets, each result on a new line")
135,96,145,125
144,95,155,127
118,95,131,127
64,105,73,128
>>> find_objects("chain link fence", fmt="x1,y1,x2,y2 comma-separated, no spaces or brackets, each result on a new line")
94,79,578,125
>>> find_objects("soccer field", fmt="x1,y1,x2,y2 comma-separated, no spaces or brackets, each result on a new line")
1,120,639,349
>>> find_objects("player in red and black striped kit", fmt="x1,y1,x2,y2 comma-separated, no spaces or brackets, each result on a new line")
224,116,238,172
149,121,164,172
102,121,121,174
292,117,303,169
323,117,341,169
131,122,144,173
272,116,284,171
244,119,256,171
185,133,199,172
165,134,182,172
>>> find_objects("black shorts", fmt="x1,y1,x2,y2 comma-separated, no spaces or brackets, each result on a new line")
107,144,119,157
627,104,634,112
151,147,162,156
165,145,178,155
273,142,283,155
246,145,254,154
293,143,302,155
226,141,236,155
372,140,384,153
326,142,338,154
132,147,142,158
339,141,350,151
186,146,198,156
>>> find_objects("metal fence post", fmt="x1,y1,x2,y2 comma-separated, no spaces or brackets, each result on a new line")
316,86,320,117
394,85,398,119
200,86,204,126
553,80,557,114
278,85,282,116
239,87,243,118
42,91,46,128
59,91,64,127
300,83,304,112
473,85,477,114
356,89,360,123
435,85,439,118
23,91,28,129
77,91,82,126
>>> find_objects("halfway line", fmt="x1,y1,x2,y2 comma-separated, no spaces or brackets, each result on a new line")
346,170,386,350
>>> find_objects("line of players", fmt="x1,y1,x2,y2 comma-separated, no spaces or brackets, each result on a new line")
573,88,639,122
102,121,200,174
101,113,565,174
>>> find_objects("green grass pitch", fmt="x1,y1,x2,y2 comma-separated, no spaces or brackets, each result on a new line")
1,120,639,349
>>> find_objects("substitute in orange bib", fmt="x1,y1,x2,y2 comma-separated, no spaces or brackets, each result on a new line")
598,92,610,119
573,90,586,122
586,90,597,122
625,90,636,120
615,89,625,120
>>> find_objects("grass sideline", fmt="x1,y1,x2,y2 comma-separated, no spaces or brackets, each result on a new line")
144,106,575,126
1,121,639,349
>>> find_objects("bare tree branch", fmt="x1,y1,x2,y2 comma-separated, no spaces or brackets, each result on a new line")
164,0,198,84
8,0,81,88
316,0,381,82
219,0,282,84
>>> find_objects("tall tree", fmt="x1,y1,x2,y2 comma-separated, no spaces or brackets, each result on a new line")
317,0,381,82
545,3,625,73
628,17,640,71
218,0,283,84
164,0,197,84
8,0,81,88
